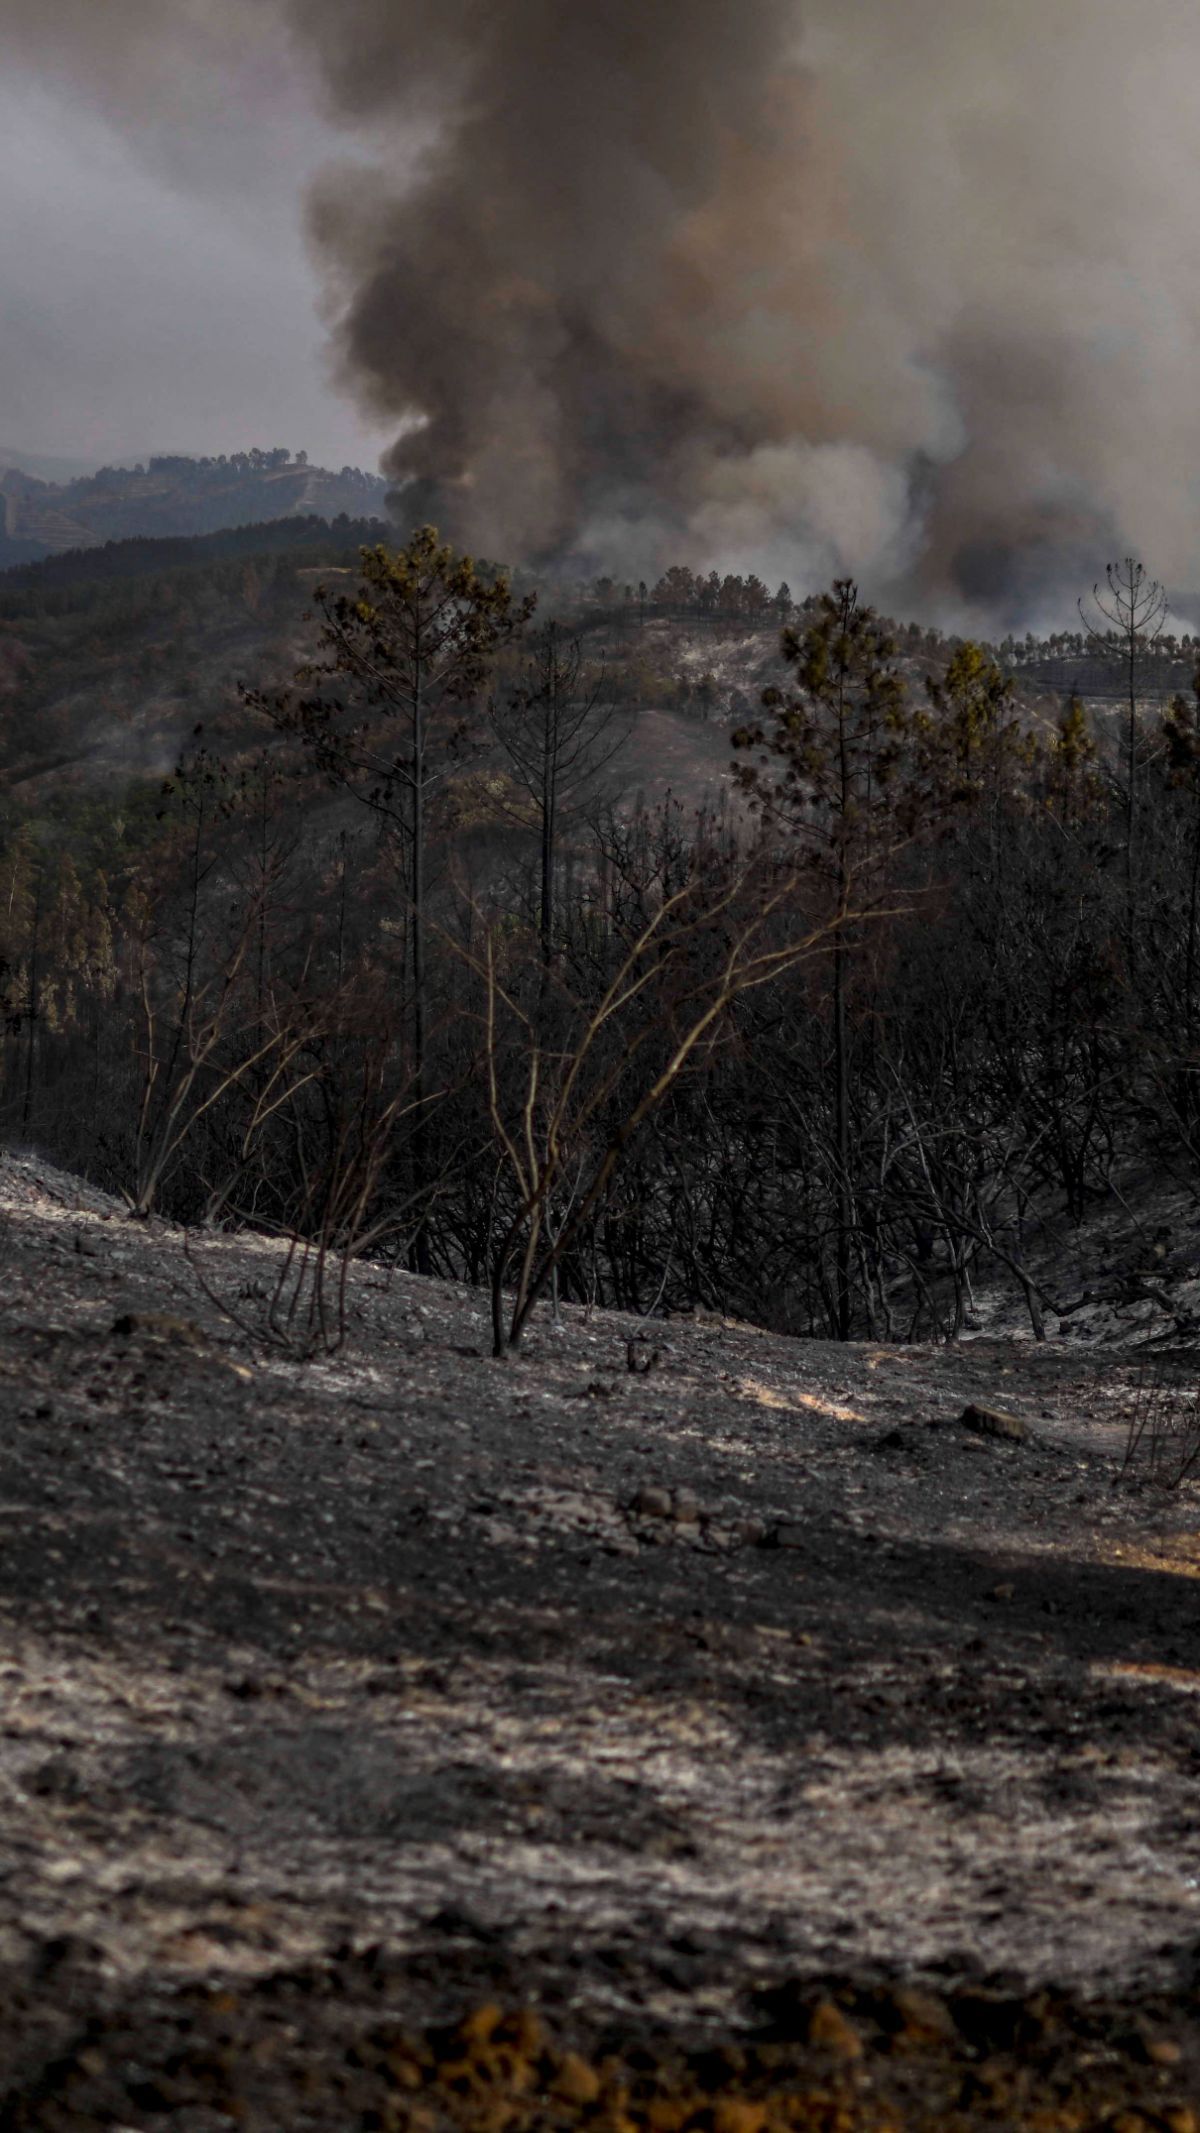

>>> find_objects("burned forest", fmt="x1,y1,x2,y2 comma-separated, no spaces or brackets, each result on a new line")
3,539,1200,1355
4,0,1200,2125
0,521,1198,2131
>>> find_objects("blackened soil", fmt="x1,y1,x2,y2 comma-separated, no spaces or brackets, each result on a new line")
0,1155,1198,2128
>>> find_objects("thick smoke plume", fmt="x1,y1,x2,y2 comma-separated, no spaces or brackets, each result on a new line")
8,0,1200,620
286,0,1200,619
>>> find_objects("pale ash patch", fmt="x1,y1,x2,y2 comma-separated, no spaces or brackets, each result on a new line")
0,1150,1198,2027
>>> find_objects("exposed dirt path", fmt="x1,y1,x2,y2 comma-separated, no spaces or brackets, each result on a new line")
0,1155,1198,2127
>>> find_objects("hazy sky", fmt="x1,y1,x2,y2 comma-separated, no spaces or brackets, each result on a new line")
0,29,386,469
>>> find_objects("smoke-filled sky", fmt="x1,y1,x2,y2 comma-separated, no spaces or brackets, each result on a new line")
4,0,1200,623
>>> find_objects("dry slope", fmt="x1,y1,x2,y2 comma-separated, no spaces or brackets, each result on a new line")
0,1155,1197,2127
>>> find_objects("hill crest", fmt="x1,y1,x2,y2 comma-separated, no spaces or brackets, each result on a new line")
0,448,387,570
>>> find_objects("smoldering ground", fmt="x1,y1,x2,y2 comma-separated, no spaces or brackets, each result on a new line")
6,0,1200,622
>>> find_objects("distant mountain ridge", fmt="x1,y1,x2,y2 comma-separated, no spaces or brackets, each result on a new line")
0,448,388,570
0,446,111,484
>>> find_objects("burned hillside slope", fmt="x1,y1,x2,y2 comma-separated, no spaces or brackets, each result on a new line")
0,1155,1198,2127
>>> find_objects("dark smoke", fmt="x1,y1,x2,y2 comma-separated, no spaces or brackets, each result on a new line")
289,0,1200,620
7,0,1200,621
296,0,812,570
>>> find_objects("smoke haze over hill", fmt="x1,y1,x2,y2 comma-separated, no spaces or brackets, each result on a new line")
6,1,1200,621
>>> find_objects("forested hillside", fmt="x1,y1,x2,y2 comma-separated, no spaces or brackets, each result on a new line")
1,523,1197,1353
0,515,397,793
0,449,388,572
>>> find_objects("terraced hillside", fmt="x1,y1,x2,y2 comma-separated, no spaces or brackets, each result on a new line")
0,453,388,573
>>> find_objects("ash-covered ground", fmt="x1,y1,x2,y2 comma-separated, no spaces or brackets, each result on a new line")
0,1153,1198,2128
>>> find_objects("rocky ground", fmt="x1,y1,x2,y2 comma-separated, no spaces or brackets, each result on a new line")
0,1154,1198,2128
